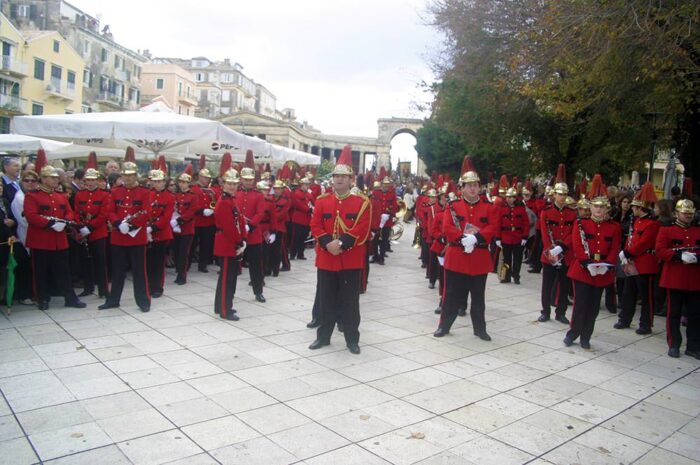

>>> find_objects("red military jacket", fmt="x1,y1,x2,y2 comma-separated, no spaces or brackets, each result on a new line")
540,203,577,266
498,202,529,245
377,189,398,228
108,185,151,247
423,202,440,244
368,192,382,231
655,221,700,291
624,215,660,275
174,190,199,236
443,197,499,276
25,187,74,251
236,187,265,245
429,203,446,255
74,188,110,241
567,218,621,287
272,193,291,233
214,192,247,257
149,189,175,242
414,194,427,227
309,183,322,200
259,195,277,239
290,187,312,225
311,192,371,271
191,183,217,228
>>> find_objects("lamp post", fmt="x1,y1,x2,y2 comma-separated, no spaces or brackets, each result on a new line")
644,111,663,185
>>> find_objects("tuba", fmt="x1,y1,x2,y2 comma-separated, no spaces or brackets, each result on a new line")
390,221,404,241
499,262,510,281
412,224,422,249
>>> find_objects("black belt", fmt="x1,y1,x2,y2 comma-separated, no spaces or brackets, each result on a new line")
501,226,522,231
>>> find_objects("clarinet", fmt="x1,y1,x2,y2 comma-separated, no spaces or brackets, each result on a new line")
577,218,591,259
545,221,563,267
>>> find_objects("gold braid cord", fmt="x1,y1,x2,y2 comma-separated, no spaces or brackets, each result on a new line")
333,196,371,245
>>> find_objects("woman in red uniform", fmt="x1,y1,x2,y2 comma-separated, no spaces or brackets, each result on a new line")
497,186,529,284
147,169,175,298
564,175,621,349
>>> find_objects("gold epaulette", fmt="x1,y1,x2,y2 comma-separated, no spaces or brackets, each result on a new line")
316,192,330,200
352,192,369,200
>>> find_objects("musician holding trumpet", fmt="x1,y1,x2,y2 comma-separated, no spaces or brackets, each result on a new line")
24,164,86,311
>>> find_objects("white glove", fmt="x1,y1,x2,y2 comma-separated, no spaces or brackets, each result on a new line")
79,226,90,237
682,251,698,264
118,222,130,235
550,245,563,256
461,234,477,248
521,239,527,246
586,263,600,276
203,208,214,217
495,240,502,248
379,213,390,228
146,227,153,243
173,225,181,234
236,242,247,256
170,219,178,229
51,221,66,232
618,251,628,265
437,256,445,266
267,233,276,244
245,224,250,233
463,245,475,254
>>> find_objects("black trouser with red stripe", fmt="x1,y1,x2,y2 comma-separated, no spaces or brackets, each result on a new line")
438,270,487,333
428,250,440,285
567,280,604,343
244,243,264,295
619,274,655,329
269,232,284,275
666,289,700,351
173,234,193,282
541,264,569,317
31,248,80,307
106,244,150,309
316,268,361,345
215,255,240,318
192,225,215,271
84,238,109,297
147,240,169,296
291,223,309,259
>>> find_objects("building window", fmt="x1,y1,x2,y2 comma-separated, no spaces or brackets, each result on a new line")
178,81,182,96
222,90,230,102
53,40,60,53
83,69,92,87
101,48,108,63
67,70,76,89
156,78,164,90
34,59,44,80
195,72,205,82
31,103,43,115
0,117,10,134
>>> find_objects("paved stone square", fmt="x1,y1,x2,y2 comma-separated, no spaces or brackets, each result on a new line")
0,223,698,465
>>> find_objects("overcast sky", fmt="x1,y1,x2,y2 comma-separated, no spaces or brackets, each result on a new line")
71,0,441,140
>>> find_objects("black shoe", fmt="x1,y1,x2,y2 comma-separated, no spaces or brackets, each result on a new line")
151,290,163,298
78,289,94,297
607,307,617,314
37,301,49,311
308,340,329,350
513,278,520,285
433,328,449,338
347,343,361,354
476,331,491,341
421,263,427,269
668,347,680,358
289,256,295,261
613,321,629,330
376,260,385,265
297,257,307,260
280,266,290,272
225,312,240,321
98,302,119,310
255,294,266,303
684,349,700,360
174,277,186,285
457,307,466,317
337,322,344,333
272,272,279,277
499,279,510,284
139,306,150,313
563,335,574,347
198,268,208,273
434,306,442,315
527,268,540,274
538,314,550,322
580,340,591,350
428,283,435,289
635,327,652,335
555,315,570,325
306,318,320,328
65,300,86,309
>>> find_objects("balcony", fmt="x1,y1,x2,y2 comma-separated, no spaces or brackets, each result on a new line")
0,56,28,78
0,93,27,114
178,92,198,106
97,90,125,109
44,78,75,101
114,69,129,82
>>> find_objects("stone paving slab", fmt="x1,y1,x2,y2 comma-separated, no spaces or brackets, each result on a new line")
0,222,698,464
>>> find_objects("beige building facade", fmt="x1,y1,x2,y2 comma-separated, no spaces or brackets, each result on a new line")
141,62,197,115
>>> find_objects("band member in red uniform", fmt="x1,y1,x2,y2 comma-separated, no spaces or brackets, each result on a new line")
147,169,174,298
497,186,530,284
290,176,313,260
308,145,371,354
171,166,199,285
564,175,621,349
424,188,440,288
258,180,277,277
214,169,247,320
269,177,290,276
430,187,449,314
362,181,382,293
24,164,86,310
377,176,397,262
74,167,110,298
615,182,660,334
538,165,576,324
369,181,384,264
655,199,700,359
190,166,216,273
237,150,266,302
434,156,498,340
99,161,151,312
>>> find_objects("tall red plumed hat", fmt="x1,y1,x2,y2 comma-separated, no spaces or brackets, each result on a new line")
198,154,206,171
333,145,353,176
86,151,98,170
554,163,568,194
522,179,534,195
632,181,658,209
124,146,136,163
459,155,479,184
683,178,693,198
587,174,609,206
35,148,48,175
157,155,168,175
498,175,509,195
240,150,256,179
219,152,232,177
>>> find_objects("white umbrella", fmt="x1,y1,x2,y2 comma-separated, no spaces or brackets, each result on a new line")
0,134,71,153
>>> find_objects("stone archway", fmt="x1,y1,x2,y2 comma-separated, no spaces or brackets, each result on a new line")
376,117,424,174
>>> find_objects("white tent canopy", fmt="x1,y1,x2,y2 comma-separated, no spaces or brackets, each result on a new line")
0,134,71,153
12,111,320,165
